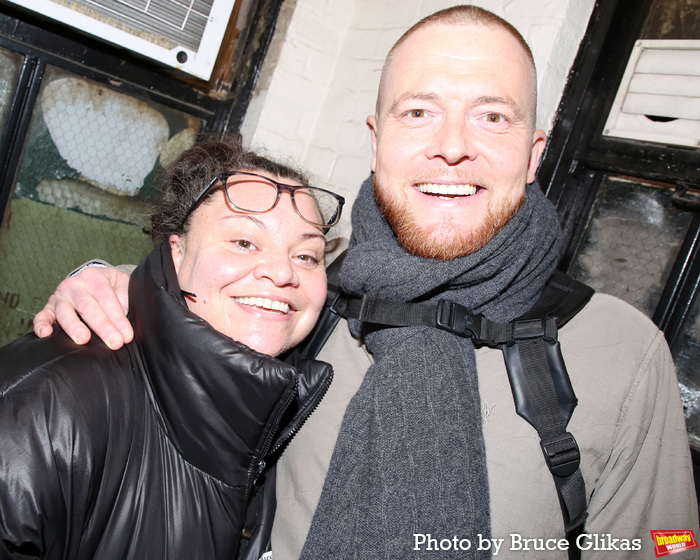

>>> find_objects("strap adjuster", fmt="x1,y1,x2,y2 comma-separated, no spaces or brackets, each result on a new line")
328,290,344,315
512,318,546,339
513,317,558,342
540,432,580,477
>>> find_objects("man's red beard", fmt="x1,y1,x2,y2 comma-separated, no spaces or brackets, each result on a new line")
374,179,525,261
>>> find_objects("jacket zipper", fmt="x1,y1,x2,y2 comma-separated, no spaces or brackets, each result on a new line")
249,375,299,488
267,367,334,458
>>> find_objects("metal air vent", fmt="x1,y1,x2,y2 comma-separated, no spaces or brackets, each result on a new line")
604,39,700,149
4,0,235,80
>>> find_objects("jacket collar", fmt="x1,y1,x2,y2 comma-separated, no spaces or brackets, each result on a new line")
127,242,300,485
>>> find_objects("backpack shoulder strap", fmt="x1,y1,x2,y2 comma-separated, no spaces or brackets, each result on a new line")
503,271,594,560
518,269,595,326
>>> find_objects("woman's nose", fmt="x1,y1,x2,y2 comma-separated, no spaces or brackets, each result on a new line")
253,254,299,287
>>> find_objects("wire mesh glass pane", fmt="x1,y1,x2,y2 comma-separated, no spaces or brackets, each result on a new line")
571,176,692,317
0,65,203,345
675,297,700,448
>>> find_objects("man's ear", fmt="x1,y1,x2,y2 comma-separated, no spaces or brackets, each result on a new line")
527,129,547,184
367,115,378,172
169,235,185,274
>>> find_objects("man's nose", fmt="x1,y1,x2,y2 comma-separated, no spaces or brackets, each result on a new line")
253,253,299,287
429,116,475,164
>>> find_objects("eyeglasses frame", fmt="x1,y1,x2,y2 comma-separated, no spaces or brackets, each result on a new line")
179,171,345,231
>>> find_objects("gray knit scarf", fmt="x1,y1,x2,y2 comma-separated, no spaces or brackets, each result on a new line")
300,175,562,559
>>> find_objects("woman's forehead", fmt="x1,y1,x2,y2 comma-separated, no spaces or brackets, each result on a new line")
237,169,303,186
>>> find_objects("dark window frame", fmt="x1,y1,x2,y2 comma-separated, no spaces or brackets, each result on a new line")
538,0,700,354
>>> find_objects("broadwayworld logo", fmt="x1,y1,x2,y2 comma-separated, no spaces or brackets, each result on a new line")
650,530,698,557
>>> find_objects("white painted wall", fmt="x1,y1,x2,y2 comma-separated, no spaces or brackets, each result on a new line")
241,0,597,235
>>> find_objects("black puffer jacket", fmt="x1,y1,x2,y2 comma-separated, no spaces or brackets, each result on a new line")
0,243,333,560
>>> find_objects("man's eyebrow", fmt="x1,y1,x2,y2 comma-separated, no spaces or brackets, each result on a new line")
388,92,440,114
474,95,526,121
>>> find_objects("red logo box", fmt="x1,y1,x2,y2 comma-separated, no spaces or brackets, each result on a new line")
650,530,698,557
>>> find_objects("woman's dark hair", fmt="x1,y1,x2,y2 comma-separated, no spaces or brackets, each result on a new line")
148,135,311,240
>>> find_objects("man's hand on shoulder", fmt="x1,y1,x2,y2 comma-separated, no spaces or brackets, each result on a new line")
33,265,133,350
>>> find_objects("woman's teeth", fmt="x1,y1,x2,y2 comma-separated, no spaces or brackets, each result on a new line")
418,183,477,196
234,297,290,314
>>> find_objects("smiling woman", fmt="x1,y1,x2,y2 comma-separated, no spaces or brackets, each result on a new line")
0,136,341,560
146,138,342,357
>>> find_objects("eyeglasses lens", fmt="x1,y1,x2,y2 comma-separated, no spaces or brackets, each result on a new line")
225,175,279,213
224,174,339,227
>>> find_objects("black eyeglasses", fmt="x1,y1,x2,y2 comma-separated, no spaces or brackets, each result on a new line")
180,171,345,230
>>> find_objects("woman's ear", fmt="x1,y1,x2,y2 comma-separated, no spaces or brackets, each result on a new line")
169,235,185,274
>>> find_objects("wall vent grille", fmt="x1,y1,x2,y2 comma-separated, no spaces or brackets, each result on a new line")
5,0,235,80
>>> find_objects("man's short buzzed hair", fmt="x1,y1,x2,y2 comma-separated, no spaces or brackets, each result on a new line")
376,5,537,117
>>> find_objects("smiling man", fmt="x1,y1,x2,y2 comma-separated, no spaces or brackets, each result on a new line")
276,7,698,560
368,14,545,260
32,5,698,560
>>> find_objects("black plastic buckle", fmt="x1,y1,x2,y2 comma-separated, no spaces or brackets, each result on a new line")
436,300,481,339
540,432,580,477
